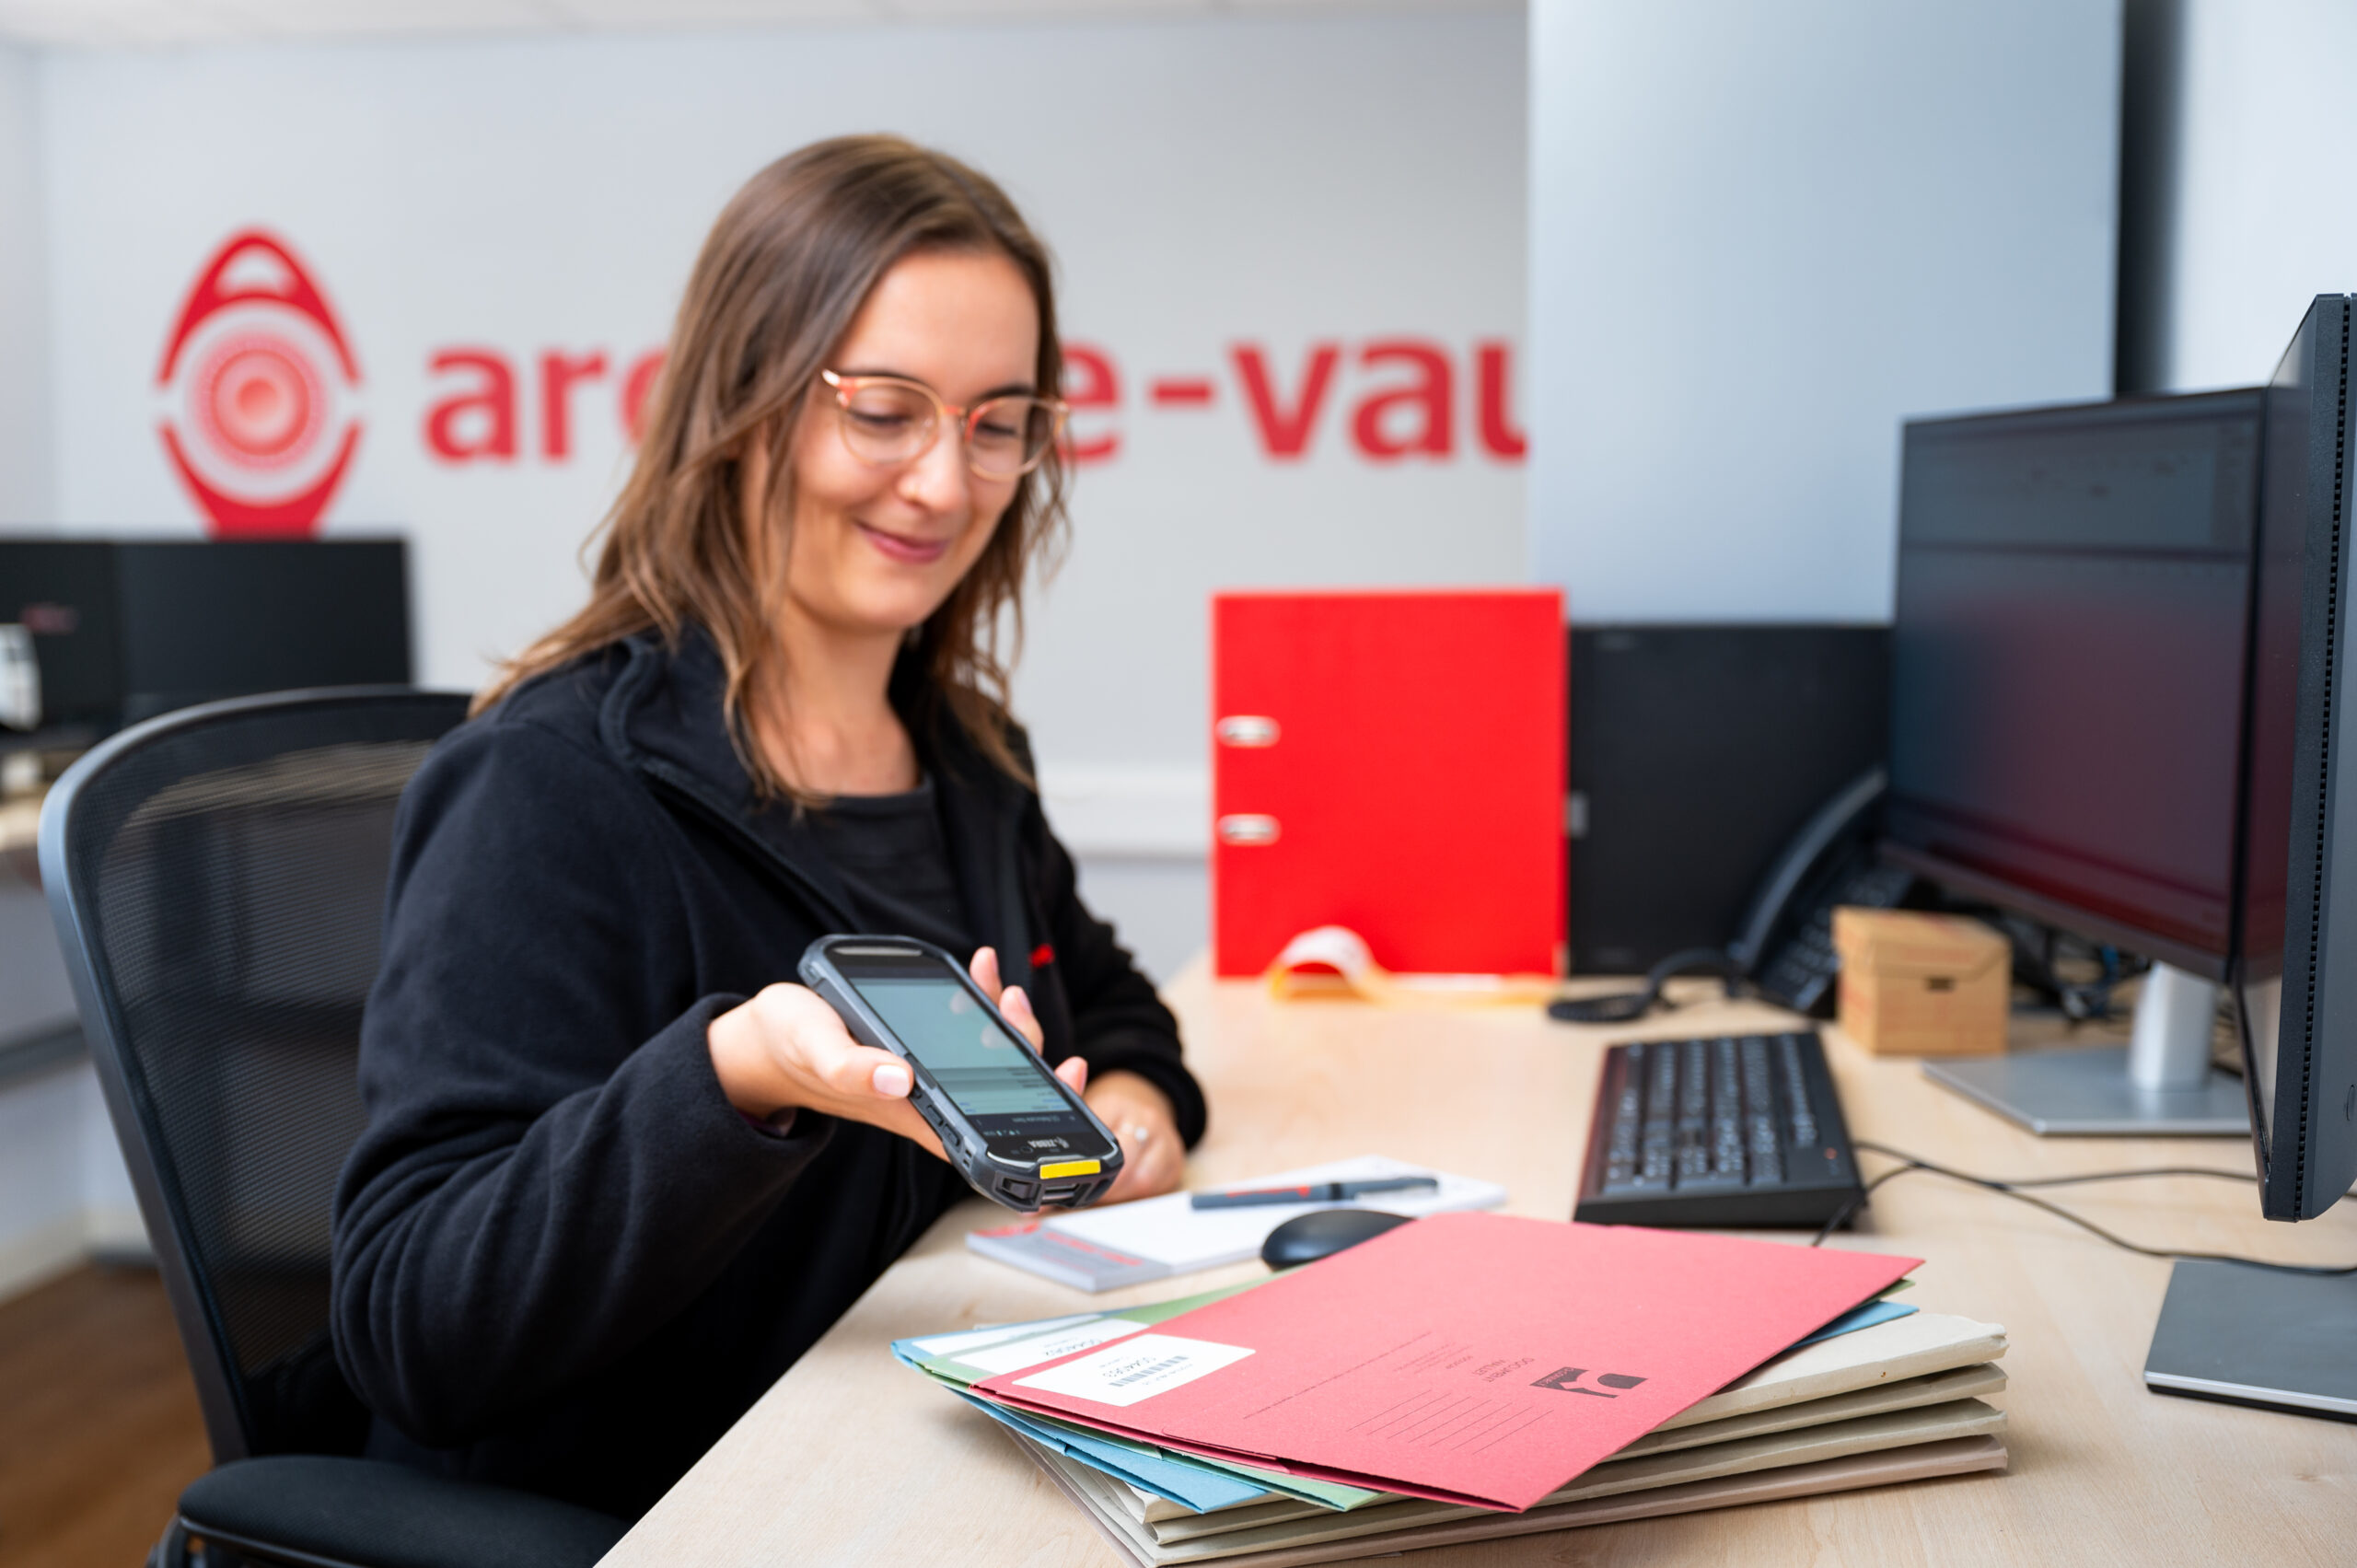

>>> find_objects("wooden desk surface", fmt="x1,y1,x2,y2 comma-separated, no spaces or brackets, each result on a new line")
604,969,2357,1566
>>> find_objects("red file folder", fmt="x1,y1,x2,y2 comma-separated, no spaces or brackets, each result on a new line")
1212,589,1565,977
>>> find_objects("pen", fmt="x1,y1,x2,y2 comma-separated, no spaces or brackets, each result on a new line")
1190,1176,1440,1210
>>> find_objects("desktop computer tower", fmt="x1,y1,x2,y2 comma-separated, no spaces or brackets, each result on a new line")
0,539,412,733
1567,624,1887,974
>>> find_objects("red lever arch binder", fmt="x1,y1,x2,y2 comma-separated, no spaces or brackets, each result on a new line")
1211,588,1566,977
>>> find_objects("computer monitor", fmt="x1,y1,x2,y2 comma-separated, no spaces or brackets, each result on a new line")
2142,295,2357,1421
1881,389,2263,1133
2227,294,2357,1222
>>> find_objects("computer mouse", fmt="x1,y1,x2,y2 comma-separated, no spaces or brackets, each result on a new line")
1260,1208,1414,1270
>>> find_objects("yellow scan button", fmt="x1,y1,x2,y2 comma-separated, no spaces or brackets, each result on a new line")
1039,1159,1102,1179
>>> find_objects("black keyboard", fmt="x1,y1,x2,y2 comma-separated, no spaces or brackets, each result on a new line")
1573,1031,1864,1229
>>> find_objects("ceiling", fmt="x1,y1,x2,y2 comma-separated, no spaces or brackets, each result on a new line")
0,0,1506,48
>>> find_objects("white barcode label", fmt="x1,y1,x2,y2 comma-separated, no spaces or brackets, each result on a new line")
1013,1333,1255,1408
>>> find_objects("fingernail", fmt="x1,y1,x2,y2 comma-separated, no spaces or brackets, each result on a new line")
1004,985,1029,1013
873,1063,911,1097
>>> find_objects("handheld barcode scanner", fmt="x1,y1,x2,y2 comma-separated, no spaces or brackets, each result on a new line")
798,935,1123,1212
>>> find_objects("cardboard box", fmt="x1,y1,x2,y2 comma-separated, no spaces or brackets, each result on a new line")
1832,908,2009,1056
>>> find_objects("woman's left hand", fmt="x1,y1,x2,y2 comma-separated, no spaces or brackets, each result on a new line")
1084,1070,1185,1203
964,950,1182,1204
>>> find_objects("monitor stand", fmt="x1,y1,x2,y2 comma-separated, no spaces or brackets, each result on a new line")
2145,1260,2357,1420
1922,963,2250,1135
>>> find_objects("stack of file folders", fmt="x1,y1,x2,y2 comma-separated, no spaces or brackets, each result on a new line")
892,1214,2006,1567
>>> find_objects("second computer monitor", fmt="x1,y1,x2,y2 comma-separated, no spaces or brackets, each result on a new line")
1882,390,2263,980
1882,390,2262,1136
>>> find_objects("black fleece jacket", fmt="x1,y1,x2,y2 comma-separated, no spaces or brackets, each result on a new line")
329,629,1205,1519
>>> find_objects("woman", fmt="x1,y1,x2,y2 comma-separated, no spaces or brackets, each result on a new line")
331,136,1203,1520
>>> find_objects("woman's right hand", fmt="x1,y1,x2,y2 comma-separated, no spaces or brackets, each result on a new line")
706,947,1079,1157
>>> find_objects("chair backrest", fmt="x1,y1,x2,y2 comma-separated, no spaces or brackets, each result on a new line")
41,687,470,1464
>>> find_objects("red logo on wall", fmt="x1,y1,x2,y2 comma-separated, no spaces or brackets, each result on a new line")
157,230,363,537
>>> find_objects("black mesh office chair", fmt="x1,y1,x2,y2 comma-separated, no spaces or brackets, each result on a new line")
40,689,629,1568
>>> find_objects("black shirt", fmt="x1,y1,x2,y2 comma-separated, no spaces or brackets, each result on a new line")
790,775,973,958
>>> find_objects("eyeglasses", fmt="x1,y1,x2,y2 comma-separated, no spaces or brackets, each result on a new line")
819,368,1067,481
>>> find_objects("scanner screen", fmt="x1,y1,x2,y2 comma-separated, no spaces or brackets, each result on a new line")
854,979,1072,1118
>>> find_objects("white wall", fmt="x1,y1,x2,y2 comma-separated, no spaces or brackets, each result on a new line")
0,40,47,523
0,861,143,1296
2157,0,2357,391
1527,0,2122,623
0,865,143,1297
36,11,1527,981
0,42,100,1303
36,23,1528,746
0,1054,145,1299
0,1059,81,1293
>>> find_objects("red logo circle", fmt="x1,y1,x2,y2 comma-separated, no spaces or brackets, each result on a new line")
192,333,326,469
156,231,363,538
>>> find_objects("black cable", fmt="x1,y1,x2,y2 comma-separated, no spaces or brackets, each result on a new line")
1853,1142,2263,1191
1548,947,1740,1025
1806,1141,2357,1276
1811,1165,1912,1246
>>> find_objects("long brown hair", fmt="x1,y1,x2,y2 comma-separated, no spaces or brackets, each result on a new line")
477,134,1068,797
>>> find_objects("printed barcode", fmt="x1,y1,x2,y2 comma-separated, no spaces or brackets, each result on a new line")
1109,1354,1190,1388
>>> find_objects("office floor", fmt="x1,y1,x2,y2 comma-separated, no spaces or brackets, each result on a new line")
0,1263,205,1567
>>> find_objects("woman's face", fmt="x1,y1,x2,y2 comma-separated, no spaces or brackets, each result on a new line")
780,249,1041,641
